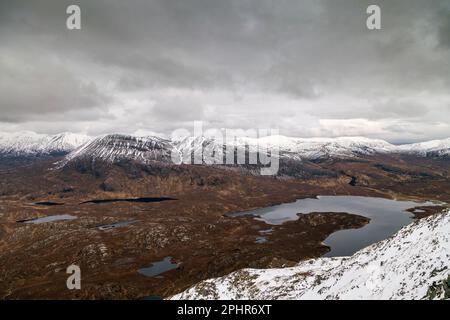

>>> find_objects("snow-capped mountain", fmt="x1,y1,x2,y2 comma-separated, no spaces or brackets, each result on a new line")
170,135,230,164
58,134,172,167
242,135,397,160
397,138,450,157
0,131,90,156
1,131,449,164
60,134,450,166
171,209,450,300
58,134,224,167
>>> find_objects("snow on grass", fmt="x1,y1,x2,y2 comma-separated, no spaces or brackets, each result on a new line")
171,209,450,300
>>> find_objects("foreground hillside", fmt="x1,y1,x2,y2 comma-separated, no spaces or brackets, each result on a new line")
172,209,450,300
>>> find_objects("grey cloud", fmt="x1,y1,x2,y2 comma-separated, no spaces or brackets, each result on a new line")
436,2,450,48
372,100,429,119
0,0,449,141
115,55,230,92
151,97,205,122
0,55,111,122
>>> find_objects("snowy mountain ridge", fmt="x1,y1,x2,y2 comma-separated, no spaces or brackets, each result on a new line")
243,135,398,160
1,132,449,162
171,209,450,300
0,131,90,156
59,134,172,166
60,134,450,165
397,138,450,157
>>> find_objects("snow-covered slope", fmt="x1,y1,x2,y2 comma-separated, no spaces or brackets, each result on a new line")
64,134,450,165
397,138,450,157
58,134,172,166
171,209,450,300
2,131,449,163
0,131,90,156
59,134,450,167
243,135,397,160
170,136,220,164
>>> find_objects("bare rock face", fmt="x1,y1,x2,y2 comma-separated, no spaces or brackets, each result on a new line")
171,209,450,300
100,178,117,192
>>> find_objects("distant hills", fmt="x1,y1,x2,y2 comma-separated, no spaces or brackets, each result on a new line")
1,132,449,166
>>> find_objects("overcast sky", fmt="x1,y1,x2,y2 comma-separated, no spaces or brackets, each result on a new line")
1,0,449,143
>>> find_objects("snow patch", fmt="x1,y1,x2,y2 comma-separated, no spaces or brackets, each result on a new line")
171,209,450,300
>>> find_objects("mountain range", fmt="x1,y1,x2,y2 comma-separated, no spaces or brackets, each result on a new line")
1,132,449,166
0,131,90,157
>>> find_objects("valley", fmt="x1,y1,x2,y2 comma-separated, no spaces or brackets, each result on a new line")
0,133,449,299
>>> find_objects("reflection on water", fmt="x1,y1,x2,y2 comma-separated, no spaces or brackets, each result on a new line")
82,197,176,204
97,220,139,231
21,214,78,224
34,202,64,206
230,196,441,257
140,295,163,300
255,236,268,244
138,256,179,278
259,228,273,235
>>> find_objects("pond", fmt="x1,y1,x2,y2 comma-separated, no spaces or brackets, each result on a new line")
255,236,268,244
81,197,176,204
138,256,179,278
229,196,441,257
34,201,64,206
96,220,139,231
20,214,78,224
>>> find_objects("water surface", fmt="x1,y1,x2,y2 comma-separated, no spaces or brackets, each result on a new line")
34,201,64,206
22,214,78,224
138,256,179,277
255,236,268,244
82,197,176,204
230,196,440,257
97,220,139,231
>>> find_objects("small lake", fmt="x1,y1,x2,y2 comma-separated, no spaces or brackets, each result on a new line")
138,256,179,278
140,295,163,300
97,220,139,231
21,214,78,224
34,201,64,206
229,196,441,257
81,197,176,204
255,236,268,244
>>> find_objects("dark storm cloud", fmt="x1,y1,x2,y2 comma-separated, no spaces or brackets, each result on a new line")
0,0,449,141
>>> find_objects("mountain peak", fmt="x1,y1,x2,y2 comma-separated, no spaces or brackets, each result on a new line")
0,131,90,156
1,131,449,161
